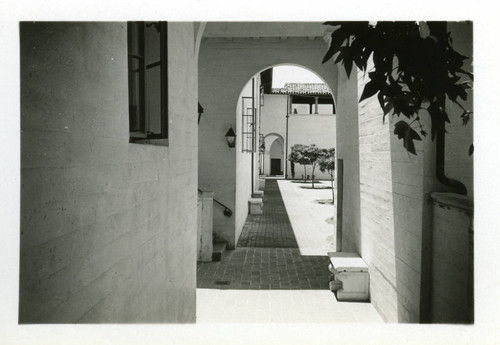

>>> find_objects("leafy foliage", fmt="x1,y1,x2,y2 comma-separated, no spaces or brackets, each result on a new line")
302,145,321,188
323,21,473,155
288,144,307,165
289,144,309,182
289,144,322,187
318,148,336,176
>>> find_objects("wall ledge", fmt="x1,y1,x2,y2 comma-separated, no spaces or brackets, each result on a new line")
429,192,474,214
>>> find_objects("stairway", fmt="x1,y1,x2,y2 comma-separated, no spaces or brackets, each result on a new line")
212,241,227,262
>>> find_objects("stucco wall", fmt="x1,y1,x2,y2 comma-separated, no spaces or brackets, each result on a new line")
198,34,338,246
261,94,288,136
335,67,361,253
355,60,438,322
445,22,474,196
261,95,286,176
430,193,474,323
19,22,198,323
234,80,255,246
351,22,473,322
287,114,336,180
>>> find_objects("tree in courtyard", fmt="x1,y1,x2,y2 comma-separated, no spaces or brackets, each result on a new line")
322,21,473,155
289,144,309,182
301,144,322,189
318,148,336,203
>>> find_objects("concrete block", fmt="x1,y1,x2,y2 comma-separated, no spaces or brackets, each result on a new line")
259,178,266,189
328,252,370,302
252,190,264,199
248,198,263,215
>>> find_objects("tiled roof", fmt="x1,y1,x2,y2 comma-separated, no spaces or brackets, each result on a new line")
271,83,331,96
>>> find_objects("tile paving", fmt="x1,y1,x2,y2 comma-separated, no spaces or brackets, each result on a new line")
236,179,298,248
197,247,330,290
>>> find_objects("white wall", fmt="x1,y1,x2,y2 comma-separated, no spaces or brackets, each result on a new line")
235,79,256,245
19,22,198,323
287,114,336,180
355,58,436,323
261,94,288,141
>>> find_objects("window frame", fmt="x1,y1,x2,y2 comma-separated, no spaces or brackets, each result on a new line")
127,21,169,146
241,96,256,153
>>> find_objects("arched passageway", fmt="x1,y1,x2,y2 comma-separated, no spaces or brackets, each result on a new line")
198,25,340,248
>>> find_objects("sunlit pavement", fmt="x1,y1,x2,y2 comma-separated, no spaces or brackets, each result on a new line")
277,179,337,255
197,289,383,323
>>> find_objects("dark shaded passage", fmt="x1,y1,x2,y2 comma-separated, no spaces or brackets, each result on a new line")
197,248,329,289
237,179,298,248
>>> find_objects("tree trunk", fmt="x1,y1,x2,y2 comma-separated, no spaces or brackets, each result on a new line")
330,172,335,204
303,165,307,182
311,165,315,189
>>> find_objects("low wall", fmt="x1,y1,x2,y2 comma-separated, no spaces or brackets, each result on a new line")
197,191,214,262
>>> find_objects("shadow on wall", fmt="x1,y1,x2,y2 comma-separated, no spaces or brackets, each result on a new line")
390,151,426,323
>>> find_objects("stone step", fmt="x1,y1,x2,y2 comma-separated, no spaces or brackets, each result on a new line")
212,242,227,262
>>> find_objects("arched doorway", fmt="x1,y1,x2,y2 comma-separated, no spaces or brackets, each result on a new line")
269,138,284,176
262,133,285,176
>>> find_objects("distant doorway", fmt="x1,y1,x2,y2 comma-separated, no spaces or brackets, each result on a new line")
271,159,281,175
269,138,284,176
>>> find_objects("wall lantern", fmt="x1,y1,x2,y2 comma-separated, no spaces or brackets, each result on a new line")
198,102,204,124
225,127,236,148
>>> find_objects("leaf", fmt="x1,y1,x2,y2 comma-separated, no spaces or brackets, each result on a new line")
378,92,386,123
322,31,348,63
394,121,422,155
418,21,430,38
359,80,381,102
384,99,394,116
461,110,472,125
468,143,474,156
457,68,474,80
344,58,353,78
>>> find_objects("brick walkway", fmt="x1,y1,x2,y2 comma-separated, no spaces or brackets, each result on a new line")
197,178,330,290
197,247,329,290
237,179,298,248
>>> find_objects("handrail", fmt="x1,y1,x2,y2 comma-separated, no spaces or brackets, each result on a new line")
198,188,233,217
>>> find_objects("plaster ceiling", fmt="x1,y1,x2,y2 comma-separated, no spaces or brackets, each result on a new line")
202,22,332,38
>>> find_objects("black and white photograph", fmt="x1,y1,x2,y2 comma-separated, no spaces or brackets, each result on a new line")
1,1,498,344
